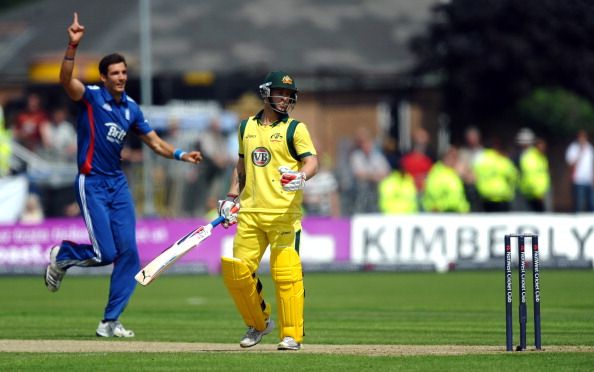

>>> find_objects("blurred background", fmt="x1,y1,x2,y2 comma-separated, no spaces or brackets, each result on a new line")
2,0,594,221
1,0,594,275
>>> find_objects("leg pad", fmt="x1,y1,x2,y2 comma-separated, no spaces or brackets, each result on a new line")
222,257,270,331
271,248,304,342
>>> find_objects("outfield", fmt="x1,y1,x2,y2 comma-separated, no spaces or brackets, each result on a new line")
1,270,593,370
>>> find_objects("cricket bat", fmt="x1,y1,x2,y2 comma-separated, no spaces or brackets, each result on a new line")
135,206,238,286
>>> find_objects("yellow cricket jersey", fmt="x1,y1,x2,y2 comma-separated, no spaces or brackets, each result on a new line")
238,110,316,213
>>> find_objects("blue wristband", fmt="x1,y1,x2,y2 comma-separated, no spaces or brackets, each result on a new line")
173,149,187,161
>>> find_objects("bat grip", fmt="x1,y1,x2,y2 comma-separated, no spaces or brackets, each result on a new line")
211,205,240,228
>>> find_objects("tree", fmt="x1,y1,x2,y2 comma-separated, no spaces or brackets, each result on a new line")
0,0,39,13
518,87,594,137
410,0,594,131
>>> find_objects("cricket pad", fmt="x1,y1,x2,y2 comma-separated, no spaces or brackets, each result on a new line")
221,257,270,331
270,248,304,342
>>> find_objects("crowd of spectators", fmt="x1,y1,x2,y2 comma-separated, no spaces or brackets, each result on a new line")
319,124,556,216
2,91,591,222
2,92,79,222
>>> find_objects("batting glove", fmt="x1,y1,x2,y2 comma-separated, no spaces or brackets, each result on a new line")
218,194,239,228
279,166,307,191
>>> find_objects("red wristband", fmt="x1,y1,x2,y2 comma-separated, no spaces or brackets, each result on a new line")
68,42,78,49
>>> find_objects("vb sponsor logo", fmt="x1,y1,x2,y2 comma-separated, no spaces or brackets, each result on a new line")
252,147,271,167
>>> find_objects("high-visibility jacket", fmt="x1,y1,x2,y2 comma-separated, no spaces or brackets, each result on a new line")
378,171,418,214
0,107,11,176
473,149,518,202
519,147,549,199
422,162,469,212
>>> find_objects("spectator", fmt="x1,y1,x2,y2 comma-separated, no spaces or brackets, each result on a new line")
349,127,390,213
155,118,196,216
13,93,50,152
457,126,484,211
400,126,435,202
378,161,418,214
303,154,341,217
473,138,518,212
20,193,45,224
190,117,235,216
41,107,77,161
515,129,550,212
34,106,79,218
565,129,594,212
422,146,469,213
382,136,401,171
0,105,12,176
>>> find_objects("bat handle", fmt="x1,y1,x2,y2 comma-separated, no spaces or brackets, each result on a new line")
211,205,240,228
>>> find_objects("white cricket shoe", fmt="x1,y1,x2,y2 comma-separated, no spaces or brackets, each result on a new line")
96,320,135,338
44,245,65,292
278,336,301,351
239,319,275,348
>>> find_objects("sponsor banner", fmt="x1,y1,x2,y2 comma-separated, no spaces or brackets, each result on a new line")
7,213,593,274
351,213,594,271
0,217,351,274
0,218,234,274
222,217,351,270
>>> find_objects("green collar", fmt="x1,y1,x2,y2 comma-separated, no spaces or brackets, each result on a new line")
254,110,289,127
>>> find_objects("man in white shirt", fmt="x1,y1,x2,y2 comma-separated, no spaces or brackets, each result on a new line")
349,127,391,213
565,129,594,212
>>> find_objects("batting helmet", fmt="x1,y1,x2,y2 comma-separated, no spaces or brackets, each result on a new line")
259,71,298,114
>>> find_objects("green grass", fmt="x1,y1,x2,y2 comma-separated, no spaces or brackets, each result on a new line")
1,270,594,370
3,353,594,372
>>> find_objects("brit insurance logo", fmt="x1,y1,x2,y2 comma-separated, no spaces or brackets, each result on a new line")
105,122,126,145
252,147,271,167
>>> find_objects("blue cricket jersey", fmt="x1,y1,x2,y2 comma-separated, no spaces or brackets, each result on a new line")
76,85,153,176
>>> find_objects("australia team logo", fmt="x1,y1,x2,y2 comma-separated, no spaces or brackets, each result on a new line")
252,147,271,167
270,133,284,143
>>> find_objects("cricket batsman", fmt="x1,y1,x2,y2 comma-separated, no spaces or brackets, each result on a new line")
218,71,318,350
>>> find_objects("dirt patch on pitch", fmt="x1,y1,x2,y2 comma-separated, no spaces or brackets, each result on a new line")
1,340,593,356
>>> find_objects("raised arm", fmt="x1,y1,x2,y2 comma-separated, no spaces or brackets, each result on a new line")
60,12,86,101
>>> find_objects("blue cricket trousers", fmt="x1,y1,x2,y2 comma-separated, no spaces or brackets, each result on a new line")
56,173,139,320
